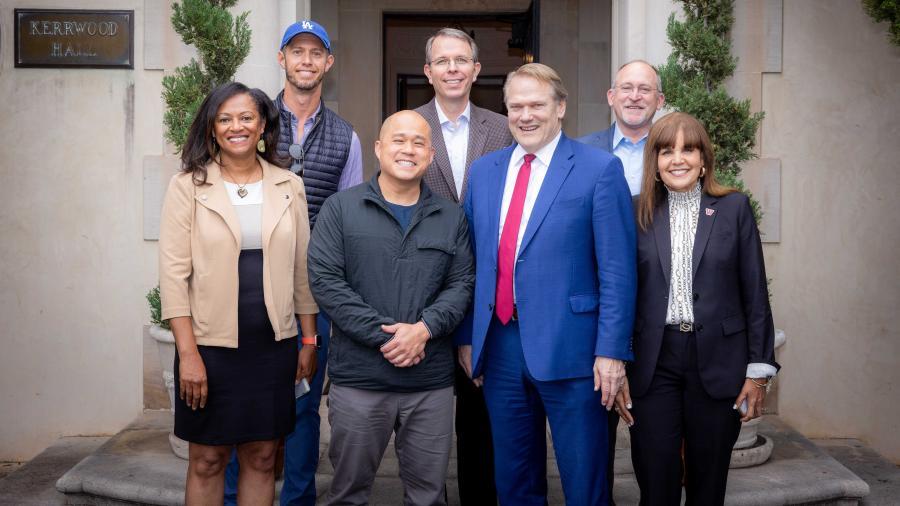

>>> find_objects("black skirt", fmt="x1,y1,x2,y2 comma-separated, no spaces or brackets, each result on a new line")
174,249,297,446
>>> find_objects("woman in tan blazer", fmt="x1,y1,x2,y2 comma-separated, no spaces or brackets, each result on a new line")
159,82,318,504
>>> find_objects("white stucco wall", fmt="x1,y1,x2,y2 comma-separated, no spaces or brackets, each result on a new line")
0,0,153,460
761,1,900,462
619,0,900,463
0,0,304,461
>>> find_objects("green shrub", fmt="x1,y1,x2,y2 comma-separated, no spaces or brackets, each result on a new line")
162,0,251,148
658,0,764,222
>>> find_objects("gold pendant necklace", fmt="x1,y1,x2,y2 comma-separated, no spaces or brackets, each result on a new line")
221,163,258,199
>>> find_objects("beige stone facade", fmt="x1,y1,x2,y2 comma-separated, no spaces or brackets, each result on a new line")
1,0,898,463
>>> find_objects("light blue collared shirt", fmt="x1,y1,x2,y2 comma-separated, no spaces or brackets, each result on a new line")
285,102,364,191
612,124,647,196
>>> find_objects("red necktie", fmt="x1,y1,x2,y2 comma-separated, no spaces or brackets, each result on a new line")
496,154,535,324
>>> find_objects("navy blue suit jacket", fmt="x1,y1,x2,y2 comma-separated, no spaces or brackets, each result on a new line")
577,123,616,153
630,191,780,399
460,134,637,381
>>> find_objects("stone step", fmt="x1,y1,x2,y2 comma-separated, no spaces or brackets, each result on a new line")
3,408,876,505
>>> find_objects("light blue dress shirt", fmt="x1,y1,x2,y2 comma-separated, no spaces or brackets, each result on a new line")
612,124,647,196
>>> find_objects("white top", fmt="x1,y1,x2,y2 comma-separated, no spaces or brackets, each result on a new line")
436,101,472,198
498,131,563,261
223,180,263,250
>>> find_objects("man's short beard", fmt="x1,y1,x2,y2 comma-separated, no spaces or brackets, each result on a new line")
286,70,324,93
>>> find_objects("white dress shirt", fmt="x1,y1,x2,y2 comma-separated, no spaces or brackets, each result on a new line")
498,131,563,259
436,101,471,197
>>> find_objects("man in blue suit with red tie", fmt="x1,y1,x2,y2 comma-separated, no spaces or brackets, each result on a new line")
459,63,636,505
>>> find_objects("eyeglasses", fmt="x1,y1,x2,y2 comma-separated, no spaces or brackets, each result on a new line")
616,84,657,96
429,56,475,69
289,143,304,175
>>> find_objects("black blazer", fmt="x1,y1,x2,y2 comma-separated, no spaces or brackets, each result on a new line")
629,191,779,399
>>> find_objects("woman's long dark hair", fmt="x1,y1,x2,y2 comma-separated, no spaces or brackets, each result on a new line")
636,112,735,231
180,82,289,184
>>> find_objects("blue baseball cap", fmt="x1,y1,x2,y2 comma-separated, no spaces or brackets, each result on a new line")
280,20,331,52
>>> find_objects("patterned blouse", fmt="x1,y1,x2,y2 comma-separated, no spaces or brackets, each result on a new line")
665,182,702,325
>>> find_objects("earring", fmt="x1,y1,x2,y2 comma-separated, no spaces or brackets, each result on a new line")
654,172,661,182
700,166,706,177
257,139,266,153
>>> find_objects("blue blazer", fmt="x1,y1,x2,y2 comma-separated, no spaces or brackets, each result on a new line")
577,123,616,153
460,134,637,381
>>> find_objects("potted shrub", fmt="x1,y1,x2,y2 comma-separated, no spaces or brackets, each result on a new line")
146,285,188,459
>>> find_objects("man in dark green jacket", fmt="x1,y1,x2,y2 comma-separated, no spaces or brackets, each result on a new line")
307,110,474,505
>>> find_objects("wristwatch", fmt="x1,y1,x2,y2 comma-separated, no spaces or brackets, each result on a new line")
301,334,321,349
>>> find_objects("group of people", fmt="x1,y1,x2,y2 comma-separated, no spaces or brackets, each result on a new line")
158,18,779,506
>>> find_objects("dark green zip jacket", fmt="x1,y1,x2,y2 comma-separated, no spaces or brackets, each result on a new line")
307,174,474,392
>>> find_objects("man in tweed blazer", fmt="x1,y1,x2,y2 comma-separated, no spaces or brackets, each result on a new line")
415,27,512,504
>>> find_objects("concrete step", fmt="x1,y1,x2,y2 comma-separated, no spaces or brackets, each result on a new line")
2,408,886,505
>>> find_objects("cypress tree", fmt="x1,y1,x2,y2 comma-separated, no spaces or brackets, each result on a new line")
162,0,251,149
658,0,764,220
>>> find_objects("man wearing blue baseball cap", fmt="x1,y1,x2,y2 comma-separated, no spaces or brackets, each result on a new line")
224,19,363,506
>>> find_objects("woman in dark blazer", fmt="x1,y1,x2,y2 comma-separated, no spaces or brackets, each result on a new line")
616,112,779,505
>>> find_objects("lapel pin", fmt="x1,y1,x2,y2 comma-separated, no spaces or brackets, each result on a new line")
705,208,715,216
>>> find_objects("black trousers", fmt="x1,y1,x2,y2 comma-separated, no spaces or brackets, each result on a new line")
455,360,498,505
629,329,741,506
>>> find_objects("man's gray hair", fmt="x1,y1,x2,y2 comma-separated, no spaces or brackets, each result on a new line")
424,28,479,64
611,60,663,93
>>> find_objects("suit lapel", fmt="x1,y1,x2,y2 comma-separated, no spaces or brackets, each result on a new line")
260,159,293,251
653,200,672,287
199,164,242,247
691,193,718,279
486,147,514,258
605,123,616,152
461,105,488,202
518,136,575,255
424,99,458,201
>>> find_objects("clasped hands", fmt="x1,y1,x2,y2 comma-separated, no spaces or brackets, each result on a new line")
380,322,429,367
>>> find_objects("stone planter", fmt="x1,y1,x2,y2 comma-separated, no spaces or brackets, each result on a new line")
149,324,189,460
729,328,785,467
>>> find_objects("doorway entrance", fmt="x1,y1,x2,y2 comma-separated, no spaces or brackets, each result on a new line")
382,8,537,119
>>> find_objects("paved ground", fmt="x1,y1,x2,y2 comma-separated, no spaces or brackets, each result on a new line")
0,462,24,480
1,408,898,505
813,438,900,505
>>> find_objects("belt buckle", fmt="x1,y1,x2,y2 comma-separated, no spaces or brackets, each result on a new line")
679,322,693,332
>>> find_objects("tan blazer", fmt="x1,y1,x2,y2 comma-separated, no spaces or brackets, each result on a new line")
159,157,318,348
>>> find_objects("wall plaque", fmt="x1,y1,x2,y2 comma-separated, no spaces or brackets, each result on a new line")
15,9,134,68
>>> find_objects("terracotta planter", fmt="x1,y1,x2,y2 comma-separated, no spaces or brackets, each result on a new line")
149,324,189,460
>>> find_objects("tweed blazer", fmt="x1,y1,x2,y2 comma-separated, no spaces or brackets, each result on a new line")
415,98,513,203
159,157,319,348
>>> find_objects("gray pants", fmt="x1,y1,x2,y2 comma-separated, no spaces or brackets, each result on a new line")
327,384,454,506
